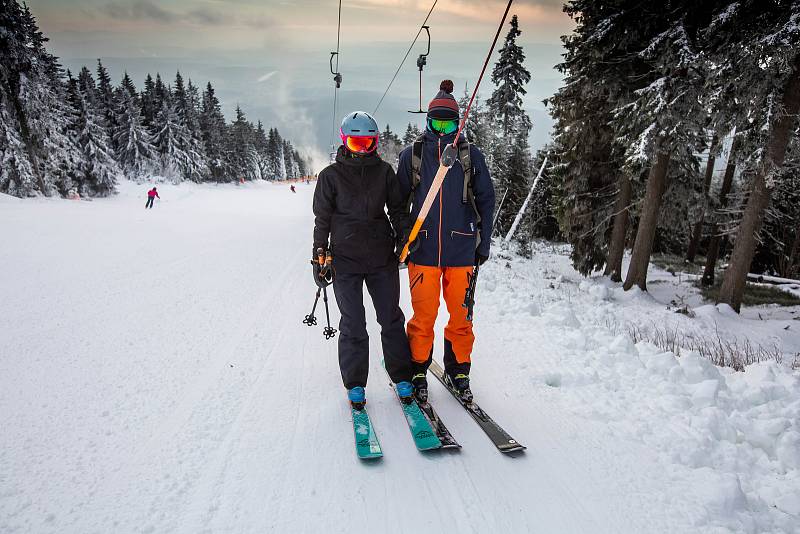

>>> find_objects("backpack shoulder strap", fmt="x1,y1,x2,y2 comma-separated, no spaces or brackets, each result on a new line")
457,139,482,251
458,139,481,223
407,134,425,212
457,139,472,205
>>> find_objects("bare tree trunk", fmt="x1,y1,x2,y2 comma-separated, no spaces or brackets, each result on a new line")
604,174,632,282
718,59,800,312
701,146,737,287
686,137,718,262
782,222,800,279
623,149,671,291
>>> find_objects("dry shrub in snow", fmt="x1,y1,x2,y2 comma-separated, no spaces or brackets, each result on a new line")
625,322,786,371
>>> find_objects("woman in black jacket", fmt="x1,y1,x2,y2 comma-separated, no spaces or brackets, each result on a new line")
312,111,414,408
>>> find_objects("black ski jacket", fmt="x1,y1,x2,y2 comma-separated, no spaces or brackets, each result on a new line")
313,147,409,274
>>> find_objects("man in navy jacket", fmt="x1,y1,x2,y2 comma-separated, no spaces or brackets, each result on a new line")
396,80,495,403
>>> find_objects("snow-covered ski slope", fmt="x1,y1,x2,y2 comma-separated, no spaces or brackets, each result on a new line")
1,182,798,533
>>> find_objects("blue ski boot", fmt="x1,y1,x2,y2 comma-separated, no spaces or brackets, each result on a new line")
348,386,366,410
395,381,414,405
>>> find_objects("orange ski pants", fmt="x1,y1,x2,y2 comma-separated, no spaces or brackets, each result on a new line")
406,263,475,371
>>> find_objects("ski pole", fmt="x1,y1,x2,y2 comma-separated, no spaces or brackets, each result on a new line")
303,287,321,326
322,286,337,339
463,263,480,322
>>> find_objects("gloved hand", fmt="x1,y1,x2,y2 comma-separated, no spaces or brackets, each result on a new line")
395,228,420,263
475,252,489,266
311,246,334,287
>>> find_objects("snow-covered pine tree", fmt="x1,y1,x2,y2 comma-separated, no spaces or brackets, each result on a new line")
1,2,82,196
517,146,560,248
253,120,270,180
295,149,307,177
547,0,634,278
751,132,800,278
70,87,121,196
153,73,168,122
95,59,117,149
0,92,36,197
227,105,257,182
77,66,98,108
379,124,402,169
707,0,800,311
488,14,532,238
140,74,157,129
613,2,713,291
113,85,155,180
266,127,284,180
120,71,138,103
199,82,227,182
282,138,298,180
172,72,207,182
503,128,534,247
458,86,491,150
402,122,422,145
153,100,193,183
488,15,531,137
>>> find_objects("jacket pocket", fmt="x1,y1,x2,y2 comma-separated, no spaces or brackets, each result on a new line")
447,229,477,266
450,230,475,238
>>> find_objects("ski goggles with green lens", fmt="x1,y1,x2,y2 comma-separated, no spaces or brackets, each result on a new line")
427,117,459,135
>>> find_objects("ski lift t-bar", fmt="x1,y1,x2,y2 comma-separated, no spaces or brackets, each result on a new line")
409,26,431,114
330,52,342,88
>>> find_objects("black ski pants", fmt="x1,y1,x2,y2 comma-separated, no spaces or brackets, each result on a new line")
145,197,154,208
332,269,412,389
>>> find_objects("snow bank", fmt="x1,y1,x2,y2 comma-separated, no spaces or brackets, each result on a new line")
480,244,800,532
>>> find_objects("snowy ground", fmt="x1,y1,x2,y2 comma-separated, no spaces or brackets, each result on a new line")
1,182,798,533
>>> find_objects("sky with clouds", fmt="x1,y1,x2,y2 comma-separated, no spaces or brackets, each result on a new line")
28,0,575,169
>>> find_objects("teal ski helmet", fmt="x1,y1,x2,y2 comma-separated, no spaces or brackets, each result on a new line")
340,111,379,154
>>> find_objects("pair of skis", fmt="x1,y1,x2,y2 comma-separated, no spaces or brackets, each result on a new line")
351,360,525,459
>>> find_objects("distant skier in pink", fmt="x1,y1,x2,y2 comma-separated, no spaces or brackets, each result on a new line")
145,187,159,209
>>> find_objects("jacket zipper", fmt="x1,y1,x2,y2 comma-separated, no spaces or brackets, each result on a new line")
437,138,443,268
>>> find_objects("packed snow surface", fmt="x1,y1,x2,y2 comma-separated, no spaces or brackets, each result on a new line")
1,182,799,533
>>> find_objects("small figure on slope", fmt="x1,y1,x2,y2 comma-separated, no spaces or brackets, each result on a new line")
290,184,296,193
145,187,160,209
312,111,415,409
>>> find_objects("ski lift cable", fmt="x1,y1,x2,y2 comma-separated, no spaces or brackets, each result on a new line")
372,0,438,115
398,0,515,263
329,0,343,149
452,0,513,147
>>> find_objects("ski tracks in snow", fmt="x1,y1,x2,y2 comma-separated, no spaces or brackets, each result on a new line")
5,183,793,533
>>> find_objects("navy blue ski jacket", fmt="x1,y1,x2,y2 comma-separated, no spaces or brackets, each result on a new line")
396,130,495,268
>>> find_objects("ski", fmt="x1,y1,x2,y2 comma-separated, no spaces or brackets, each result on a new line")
381,360,442,451
417,399,461,449
429,360,526,453
351,406,383,460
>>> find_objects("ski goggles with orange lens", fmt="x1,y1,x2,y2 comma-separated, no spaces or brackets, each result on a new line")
427,118,459,135
341,134,378,154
